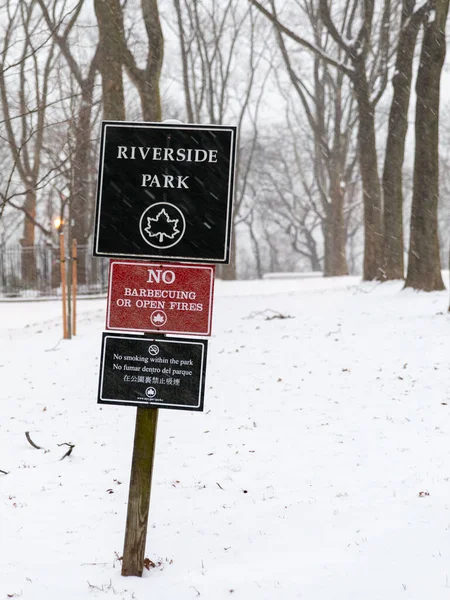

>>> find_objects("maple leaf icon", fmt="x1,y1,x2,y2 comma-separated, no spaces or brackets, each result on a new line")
152,313,165,324
144,208,180,243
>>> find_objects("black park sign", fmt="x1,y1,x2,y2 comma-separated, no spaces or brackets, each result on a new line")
98,333,208,411
93,121,237,264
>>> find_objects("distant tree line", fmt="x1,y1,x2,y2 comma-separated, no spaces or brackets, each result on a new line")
0,0,449,302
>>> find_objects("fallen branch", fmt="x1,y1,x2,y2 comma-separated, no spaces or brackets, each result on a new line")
245,309,294,321
58,442,75,460
25,431,43,450
87,579,115,593
0,469,9,475
265,312,293,321
45,338,62,352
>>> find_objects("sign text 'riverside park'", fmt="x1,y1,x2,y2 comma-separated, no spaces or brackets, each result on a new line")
93,121,237,263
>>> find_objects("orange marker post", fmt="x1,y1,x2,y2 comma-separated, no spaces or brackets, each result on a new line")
72,239,77,336
60,232,68,339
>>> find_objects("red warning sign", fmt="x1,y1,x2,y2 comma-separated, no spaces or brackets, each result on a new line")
106,260,215,336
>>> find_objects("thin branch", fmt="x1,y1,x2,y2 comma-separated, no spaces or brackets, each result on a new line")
248,0,353,75
25,431,44,450
58,442,75,460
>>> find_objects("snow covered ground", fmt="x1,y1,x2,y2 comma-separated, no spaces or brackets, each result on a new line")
1,274,450,600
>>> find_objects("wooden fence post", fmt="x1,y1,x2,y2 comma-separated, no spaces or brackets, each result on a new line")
121,407,159,577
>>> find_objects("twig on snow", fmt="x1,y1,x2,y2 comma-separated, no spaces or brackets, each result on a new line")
25,431,44,450
58,442,75,460
0,469,9,475
45,338,62,352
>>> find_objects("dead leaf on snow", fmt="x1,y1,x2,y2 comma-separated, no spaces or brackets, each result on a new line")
144,558,156,570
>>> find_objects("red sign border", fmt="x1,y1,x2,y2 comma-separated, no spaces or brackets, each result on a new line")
106,260,215,336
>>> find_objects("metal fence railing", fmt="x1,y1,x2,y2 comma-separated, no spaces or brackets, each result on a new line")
0,244,109,299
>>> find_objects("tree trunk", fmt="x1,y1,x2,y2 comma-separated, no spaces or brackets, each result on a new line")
324,175,348,276
140,0,164,121
323,207,331,277
405,0,448,291
309,248,322,272
20,190,37,285
94,0,125,121
120,0,164,122
353,62,383,281
382,0,424,281
248,221,263,278
220,234,237,280
173,0,194,122
71,76,96,283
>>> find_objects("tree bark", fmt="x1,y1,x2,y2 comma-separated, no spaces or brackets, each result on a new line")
323,178,348,277
173,0,195,122
353,58,383,281
140,0,164,121
382,0,425,280
405,0,448,291
219,235,237,280
121,0,164,122
20,190,37,284
71,64,97,283
94,0,125,121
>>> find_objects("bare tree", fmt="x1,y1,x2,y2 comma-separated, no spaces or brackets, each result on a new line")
267,0,360,276
93,0,164,119
36,0,100,282
250,0,402,281
405,0,449,291
265,145,323,271
93,0,125,120
171,0,272,279
37,0,99,284
382,0,429,280
122,0,164,121
0,0,60,283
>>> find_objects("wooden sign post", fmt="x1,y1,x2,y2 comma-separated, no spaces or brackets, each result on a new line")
93,120,236,578
122,407,158,577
